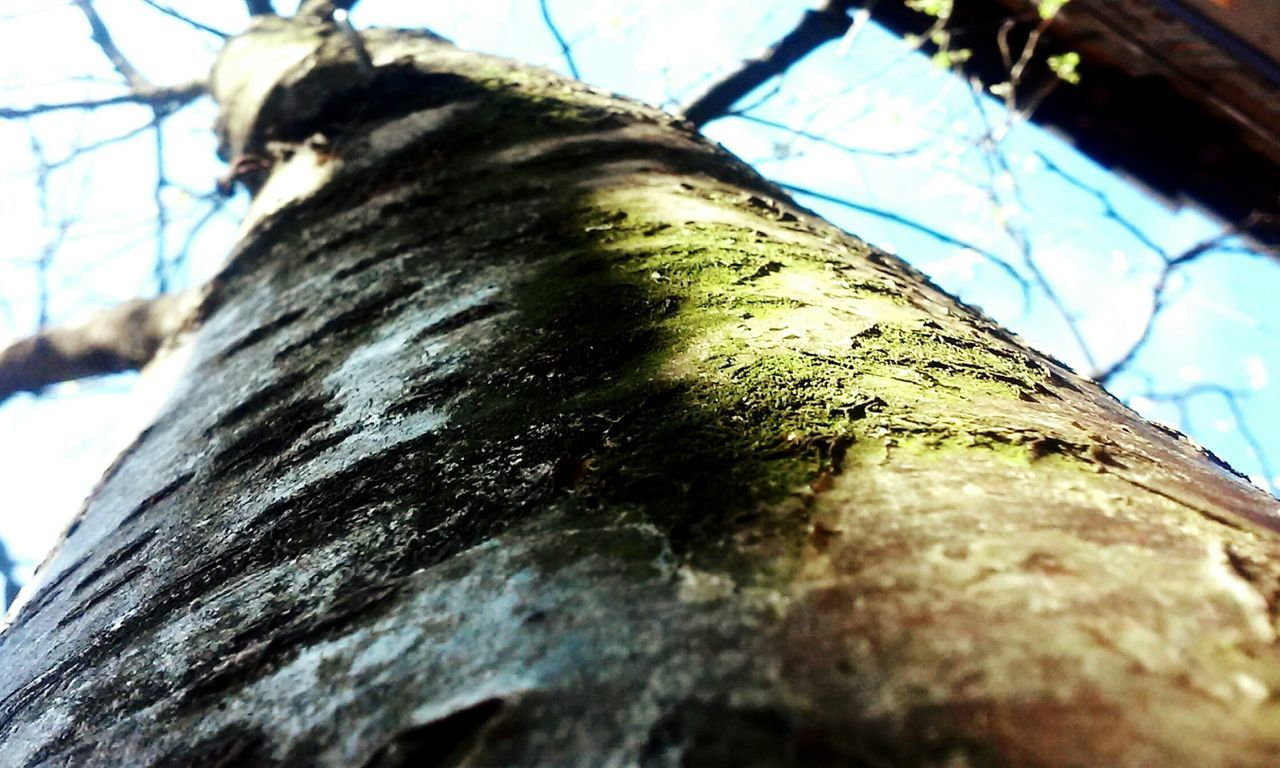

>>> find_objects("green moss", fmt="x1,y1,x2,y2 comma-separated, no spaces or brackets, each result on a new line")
433,186,1064,578
274,63,1109,582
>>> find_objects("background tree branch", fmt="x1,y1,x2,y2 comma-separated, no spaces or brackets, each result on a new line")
139,0,229,38
0,291,200,404
245,0,277,17
0,83,206,121
73,0,149,91
681,0,856,127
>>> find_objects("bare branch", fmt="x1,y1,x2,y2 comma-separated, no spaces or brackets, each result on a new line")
139,0,229,38
1035,151,1166,257
0,538,19,610
73,0,149,91
172,195,232,278
0,80,206,120
729,113,927,159
27,130,66,334
48,118,160,170
958,78,1098,370
1165,212,1280,268
152,123,170,293
681,0,855,127
777,181,1030,295
245,0,276,16
1135,384,1276,491
0,291,201,403
1093,209,1280,385
539,0,580,80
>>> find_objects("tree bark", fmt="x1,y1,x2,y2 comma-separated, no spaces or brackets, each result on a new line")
3,17,1280,768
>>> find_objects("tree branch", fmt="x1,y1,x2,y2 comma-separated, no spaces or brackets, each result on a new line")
777,181,1030,294
539,0,580,80
730,113,927,159
139,0,229,38
152,123,171,293
245,0,276,16
0,291,201,403
72,0,149,91
0,81,207,120
681,0,856,127
1094,212,1279,385
0,538,19,611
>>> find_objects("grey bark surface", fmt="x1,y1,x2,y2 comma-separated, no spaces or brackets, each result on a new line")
3,17,1280,768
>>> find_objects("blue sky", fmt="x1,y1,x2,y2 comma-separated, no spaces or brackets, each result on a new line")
1,0,1276,589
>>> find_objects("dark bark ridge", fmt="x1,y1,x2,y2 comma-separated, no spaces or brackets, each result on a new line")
2,20,1280,768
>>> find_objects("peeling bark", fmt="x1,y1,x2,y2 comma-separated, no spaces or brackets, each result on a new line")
3,17,1280,768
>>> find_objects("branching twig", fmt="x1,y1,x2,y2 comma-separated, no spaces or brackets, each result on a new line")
961,77,1094,365
1035,152,1165,256
1028,149,1278,384
171,194,231,281
1095,218,1276,384
681,0,856,127
1166,212,1280,267
27,131,66,332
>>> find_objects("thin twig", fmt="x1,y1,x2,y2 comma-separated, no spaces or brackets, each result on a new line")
152,122,169,293
729,113,927,159
26,130,62,331
1138,384,1276,490
48,119,158,170
1034,152,1166,257
777,181,1029,293
171,194,230,281
139,0,229,38
0,81,207,120
538,0,580,80
964,78,1093,363
728,82,784,116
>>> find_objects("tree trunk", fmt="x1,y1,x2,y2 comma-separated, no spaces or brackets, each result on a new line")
4,17,1280,768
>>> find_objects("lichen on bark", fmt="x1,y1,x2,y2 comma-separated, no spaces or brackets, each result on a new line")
2,17,1280,768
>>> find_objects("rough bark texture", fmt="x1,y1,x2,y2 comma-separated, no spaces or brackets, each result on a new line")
3,18,1280,768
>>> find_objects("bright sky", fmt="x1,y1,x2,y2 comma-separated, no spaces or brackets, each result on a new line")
1,0,1276,589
